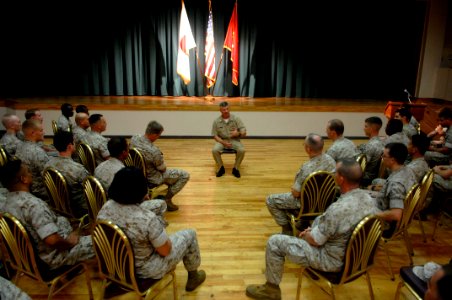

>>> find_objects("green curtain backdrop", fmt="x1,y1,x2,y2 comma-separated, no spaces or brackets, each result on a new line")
0,0,426,100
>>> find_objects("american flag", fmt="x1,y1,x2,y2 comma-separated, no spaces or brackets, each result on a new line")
204,6,216,89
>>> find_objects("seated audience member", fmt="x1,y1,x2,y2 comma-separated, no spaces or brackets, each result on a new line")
372,143,417,236
75,104,89,115
0,159,95,269
72,112,90,147
97,167,205,292
0,275,31,300
130,120,190,212
57,103,74,132
0,113,22,155
246,159,380,300
357,116,384,186
422,259,452,300
44,131,89,218
401,103,420,130
384,118,409,146
266,133,335,235
425,107,452,167
94,137,129,190
406,133,430,182
211,101,247,178
395,107,418,139
325,119,358,161
81,113,110,165
15,120,49,200
422,164,452,216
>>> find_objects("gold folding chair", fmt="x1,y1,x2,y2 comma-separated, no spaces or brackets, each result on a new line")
356,153,367,172
296,215,382,300
92,220,177,299
43,167,89,230
286,171,338,236
76,142,96,175
124,148,168,199
83,175,107,224
414,169,434,242
0,213,93,300
380,183,421,280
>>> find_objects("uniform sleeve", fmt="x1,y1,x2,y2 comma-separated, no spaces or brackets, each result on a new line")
310,207,339,246
387,181,405,209
146,213,169,248
27,200,59,240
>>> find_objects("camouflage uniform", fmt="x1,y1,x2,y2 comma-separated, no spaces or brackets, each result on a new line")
94,158,125,190
0,276,31,300
424,165,452,209
72,125,88,147
403,124,418,139
130,135,189,196
97,199,201,279
211,114,246,169
56,115,73,132
81,131,110,165
406,157,429,183
375,166,417,211
266,154,336,226
326,137,359,162
433,165,452,190
424,129,452,165
0,132,22,155
357,136,384,185
265,188,380,285
15,141,49,200
384,132,410,146
44,156,89,218
3,191,94,269
0,187,9,211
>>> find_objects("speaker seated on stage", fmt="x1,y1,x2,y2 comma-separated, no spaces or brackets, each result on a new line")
425,107,452,168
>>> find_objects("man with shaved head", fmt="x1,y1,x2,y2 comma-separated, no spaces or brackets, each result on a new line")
266,133,336,235
72,112,90,147
0,113,22,155
246,159,380,300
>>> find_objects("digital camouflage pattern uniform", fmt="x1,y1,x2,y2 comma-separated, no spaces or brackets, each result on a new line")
94,157,125,191
326,137,359,162
265,188,380,285
406,157,429,183
357,136,384,185
130,135,189,196
81,131,110,165
266,154,336,226
97,199,201,279
384,133,409,146
57,115,73,132
0,132,22,155
2,191,94,269
0,276,31,300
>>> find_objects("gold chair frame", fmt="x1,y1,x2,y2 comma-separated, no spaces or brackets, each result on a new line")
356,153,367,172
0,213,93,300
287,171,337,236
0,145,8,167
51,120,59,135
124,148,168,199
92,220,177,299
296,215,383,300
380,183,421,280
394,266,424,300
76,142,96,175
414,169,434,242
83,175,107,224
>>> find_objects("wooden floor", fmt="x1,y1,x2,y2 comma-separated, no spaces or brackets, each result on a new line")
12,139,452,299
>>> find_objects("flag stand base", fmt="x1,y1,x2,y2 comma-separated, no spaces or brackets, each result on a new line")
204,94,215,102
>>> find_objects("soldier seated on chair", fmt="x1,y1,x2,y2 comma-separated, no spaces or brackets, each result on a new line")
266,133,336,236
44,131,90,218
57,102,74,132
97,167,206,292
246,159,380,300
0,113,22,156
425,107,452,168
81,114,110,166
0,159,95,270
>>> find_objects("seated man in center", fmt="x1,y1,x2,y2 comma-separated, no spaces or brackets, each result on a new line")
130,120,190,211
266,133,336,235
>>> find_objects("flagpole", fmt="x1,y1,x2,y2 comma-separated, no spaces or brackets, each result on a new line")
204,0,215,101
210,49,225,95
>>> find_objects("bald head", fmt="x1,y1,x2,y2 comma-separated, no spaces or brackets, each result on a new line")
336,158,362,185
305,133,324,153
75,112,90,129
2,114,21,131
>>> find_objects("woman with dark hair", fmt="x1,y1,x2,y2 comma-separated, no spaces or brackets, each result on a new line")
97,167,206,292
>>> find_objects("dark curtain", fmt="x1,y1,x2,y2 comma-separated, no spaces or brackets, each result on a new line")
0,0,427,100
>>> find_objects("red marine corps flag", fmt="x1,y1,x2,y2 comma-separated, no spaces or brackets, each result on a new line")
177,0,197,85
223,2,239,86
204,0,216,89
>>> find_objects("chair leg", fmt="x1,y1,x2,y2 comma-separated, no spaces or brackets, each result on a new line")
383,241,395,280
83,264,94,300
403,230,414,263
417,217,427,243
394,279,404,300
365,272,375,300
171,271,178,300
296,268,304,300
432,212,443,241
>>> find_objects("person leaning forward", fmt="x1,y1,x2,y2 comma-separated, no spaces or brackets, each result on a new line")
212,101,247,178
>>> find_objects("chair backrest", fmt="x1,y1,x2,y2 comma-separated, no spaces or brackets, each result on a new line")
392,183,421,236
377,157,387,179
339,215,383,284
417,169,434,212
92,220,141,292
51,120,59,135
0,146,8,167
0,213,45,282
76,142,96,175
297,171,337,218
356,154,367,172
124,148,147,177
43,167,73,216
83,176,107,222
